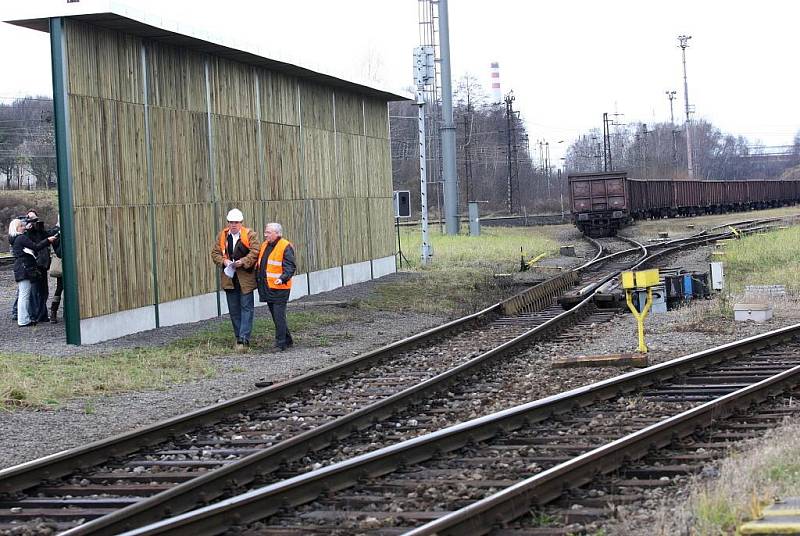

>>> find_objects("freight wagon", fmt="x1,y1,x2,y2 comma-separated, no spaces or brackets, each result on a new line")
569,171,800,237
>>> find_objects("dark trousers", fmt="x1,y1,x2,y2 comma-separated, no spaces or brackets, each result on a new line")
267,301,293,348
225,279,254,343
31,277,49,322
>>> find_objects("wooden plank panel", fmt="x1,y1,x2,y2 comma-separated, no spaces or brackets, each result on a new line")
366,137,393,198
299,81,334,131
263,122,301,200
369,197,395,259
336,132,368,198
155,204,216,302
264,200,308,274
209,57,257,119
258,70,299,126
212,115,260,202
146,42,207,112
95,27,143,103
334,91,363,135
339,198,370,264
68,95,107,207
69,96,148,208
114,101,148,206
65,20,99,98
364,97,389,139
306,199,341,271
150,107,212,204
74,206,153,318
303,128,337,199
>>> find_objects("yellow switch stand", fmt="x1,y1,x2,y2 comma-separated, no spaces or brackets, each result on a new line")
625,287,653,353
621,269,659,353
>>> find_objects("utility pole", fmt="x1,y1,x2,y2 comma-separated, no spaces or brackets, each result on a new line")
438,0,459,234
602,112,613,171
678,35,694,179
544,141,551,199
666,90,678,171
505,91,515,213
641,123,651,180
414,46,435,265
462,94,473,209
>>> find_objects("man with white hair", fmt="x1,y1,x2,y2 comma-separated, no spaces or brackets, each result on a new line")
211,208,260,352
256,222,296,352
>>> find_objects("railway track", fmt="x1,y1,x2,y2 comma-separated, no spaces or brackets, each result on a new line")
0,236,610,534
0,223,774,535
118,324,800,536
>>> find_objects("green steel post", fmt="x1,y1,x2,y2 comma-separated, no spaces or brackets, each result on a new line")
50,17,81,345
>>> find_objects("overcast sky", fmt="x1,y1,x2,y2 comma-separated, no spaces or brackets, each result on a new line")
1,0,798,160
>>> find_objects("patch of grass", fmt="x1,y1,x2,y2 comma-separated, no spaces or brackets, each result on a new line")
0,348,216,409
364,226,559,315
174,310,346,352
398,225,560,271
722,226,800,293
0,309,347,410
672,295,735,333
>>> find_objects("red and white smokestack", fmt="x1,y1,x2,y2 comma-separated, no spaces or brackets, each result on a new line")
490,62,502,104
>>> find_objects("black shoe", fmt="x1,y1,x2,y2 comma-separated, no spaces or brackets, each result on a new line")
254,379,274,388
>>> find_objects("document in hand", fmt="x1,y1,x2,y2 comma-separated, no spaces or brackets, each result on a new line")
224,263,236,278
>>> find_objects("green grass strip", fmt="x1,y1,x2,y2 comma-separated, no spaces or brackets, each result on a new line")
0,310,345,410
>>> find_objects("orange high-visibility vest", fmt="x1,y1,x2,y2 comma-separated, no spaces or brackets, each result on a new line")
257,238,293,290
218,227,251,261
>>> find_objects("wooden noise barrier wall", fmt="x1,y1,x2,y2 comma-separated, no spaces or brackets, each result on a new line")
49,17,399,343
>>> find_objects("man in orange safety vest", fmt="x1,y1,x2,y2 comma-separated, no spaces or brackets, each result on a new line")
256,222,296,352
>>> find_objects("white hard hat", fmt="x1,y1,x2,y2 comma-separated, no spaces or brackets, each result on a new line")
226,208,244,222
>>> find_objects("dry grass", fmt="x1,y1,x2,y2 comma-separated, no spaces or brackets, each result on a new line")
636,415,800,535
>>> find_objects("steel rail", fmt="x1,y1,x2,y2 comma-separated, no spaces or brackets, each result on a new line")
0,237,606,495
405,364,800,535
111,322,800,536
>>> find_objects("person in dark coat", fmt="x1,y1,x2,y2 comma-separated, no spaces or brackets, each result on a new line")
10,219,56,326
256,222,296,351
24,210,53,323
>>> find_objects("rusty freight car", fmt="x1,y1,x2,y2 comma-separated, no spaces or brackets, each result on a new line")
568,171,632,237
570,172,800,237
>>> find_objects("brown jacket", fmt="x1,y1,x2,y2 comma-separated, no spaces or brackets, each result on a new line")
210,227,260,293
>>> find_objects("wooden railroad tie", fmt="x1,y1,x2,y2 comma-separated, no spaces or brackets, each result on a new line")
551,353,649,369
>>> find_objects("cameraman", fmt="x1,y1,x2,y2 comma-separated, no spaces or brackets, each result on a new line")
24,210,55,323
